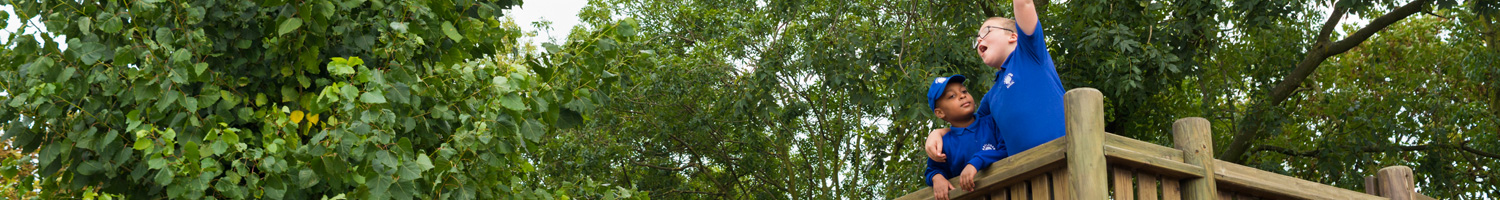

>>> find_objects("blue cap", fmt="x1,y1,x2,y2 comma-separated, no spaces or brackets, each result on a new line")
927,74,967,110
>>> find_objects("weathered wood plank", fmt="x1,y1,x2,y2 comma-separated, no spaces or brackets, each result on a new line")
1172,118,1218,200
1103,144,1205,179
1365,175,1379,196
1011,184,1025,200
1104,133,1185,162
991,187,1007,200
1378,166,1416,200
1032,175,1051,200
1064,88,1108,200
1218,191,1233,200
1161,177,1181,200
1052,169,1072,200
1213,160,1385,200
941,139,1069,200
1113,167,1135,200
1140,173,1159,200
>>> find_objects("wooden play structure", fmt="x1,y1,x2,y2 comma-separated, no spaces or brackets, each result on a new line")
896,88,1436,200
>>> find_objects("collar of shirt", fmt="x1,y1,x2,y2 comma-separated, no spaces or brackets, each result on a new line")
950,123,978,136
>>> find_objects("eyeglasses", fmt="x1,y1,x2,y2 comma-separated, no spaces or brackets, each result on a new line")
973,26,1015,49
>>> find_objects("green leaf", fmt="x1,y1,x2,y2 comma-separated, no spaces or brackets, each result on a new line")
171,48,191,63
134,139,152,150
154,169,174,185
500,94,526,111
523,119,544,142
113,47,135,65
222,129,240,145
149,157,167,169
194,62,208,75
210,140,228,155
441,21,463,42
56,67,75,83
101,16,123,34
328,57,356,76
359,91,387,104
376,150,396,168
279,18,303,36
415,154,433,171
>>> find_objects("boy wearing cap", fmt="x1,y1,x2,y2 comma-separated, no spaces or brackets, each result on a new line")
922,74,1008,200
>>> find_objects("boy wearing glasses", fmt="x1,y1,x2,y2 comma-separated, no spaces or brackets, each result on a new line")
922,0,1065,172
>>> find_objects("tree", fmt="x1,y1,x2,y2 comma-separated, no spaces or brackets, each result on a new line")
0,0,640,199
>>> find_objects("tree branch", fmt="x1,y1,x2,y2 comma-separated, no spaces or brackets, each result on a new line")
1221,0,1432,163
631,161,701,171
1253,142,1500,160
1315,0,1349,46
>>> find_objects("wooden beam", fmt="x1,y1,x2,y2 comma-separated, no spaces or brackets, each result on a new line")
1377,166,1415,200
1064,88,1108,200
1172,117,1217,200
1105,133,1185,162
893,139,1069,200
1104,146,1205,179
1212,160,1385,200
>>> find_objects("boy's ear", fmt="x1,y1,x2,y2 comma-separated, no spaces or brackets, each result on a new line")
934,109,946,120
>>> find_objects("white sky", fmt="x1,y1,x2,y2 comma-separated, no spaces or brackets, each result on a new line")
506,0,589,46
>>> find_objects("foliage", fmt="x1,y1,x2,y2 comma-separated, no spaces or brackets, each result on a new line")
0,0,643,199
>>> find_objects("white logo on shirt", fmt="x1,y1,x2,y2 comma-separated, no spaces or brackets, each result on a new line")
935,77,948,84
982,144,997,151
1003,73,1015,88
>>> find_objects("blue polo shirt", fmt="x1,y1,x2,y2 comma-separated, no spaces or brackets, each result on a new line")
924,114,1008,186
974,21,1066,157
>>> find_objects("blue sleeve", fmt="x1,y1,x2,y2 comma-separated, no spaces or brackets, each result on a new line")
966,142,1009,170
925,158,949,186
1015,21,1052,67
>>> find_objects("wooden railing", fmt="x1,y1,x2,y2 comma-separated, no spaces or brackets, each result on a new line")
896,88,1432,200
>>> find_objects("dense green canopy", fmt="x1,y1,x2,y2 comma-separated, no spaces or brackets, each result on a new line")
2,0,1497,199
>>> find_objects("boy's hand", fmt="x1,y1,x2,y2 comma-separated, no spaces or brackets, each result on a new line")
925,128,949,162
960,164,978,191
932,174,952,200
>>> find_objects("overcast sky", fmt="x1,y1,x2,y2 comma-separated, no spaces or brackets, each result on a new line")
507,0,590,46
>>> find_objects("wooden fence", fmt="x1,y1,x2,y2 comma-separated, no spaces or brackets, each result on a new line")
895,88,1436,200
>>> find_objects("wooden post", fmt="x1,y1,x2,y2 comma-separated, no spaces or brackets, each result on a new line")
1064,88,1107,200
1377,166,1415,200
1364,175,1380,196
1172,117,1217,200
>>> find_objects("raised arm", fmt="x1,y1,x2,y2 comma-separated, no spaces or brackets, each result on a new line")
1014,0,1039,35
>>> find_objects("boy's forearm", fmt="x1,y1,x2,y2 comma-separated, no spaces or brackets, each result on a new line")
1013,0,1039,35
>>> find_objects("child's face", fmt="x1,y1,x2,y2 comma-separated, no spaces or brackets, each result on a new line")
975,21,1018,69
936,83,976,120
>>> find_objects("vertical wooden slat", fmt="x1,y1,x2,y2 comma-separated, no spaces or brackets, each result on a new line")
1052,170,1072,200
1064,88,1107,200
1172,118,1217,200
1112,167,1135,200
1139,173,1159,200
1011,184,1025,200
1031,175,1051,200
1161,178,1181,200
1378,166,1416,200
1218,191,1233,200
1364,175,1380,196
992,186,1008,200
